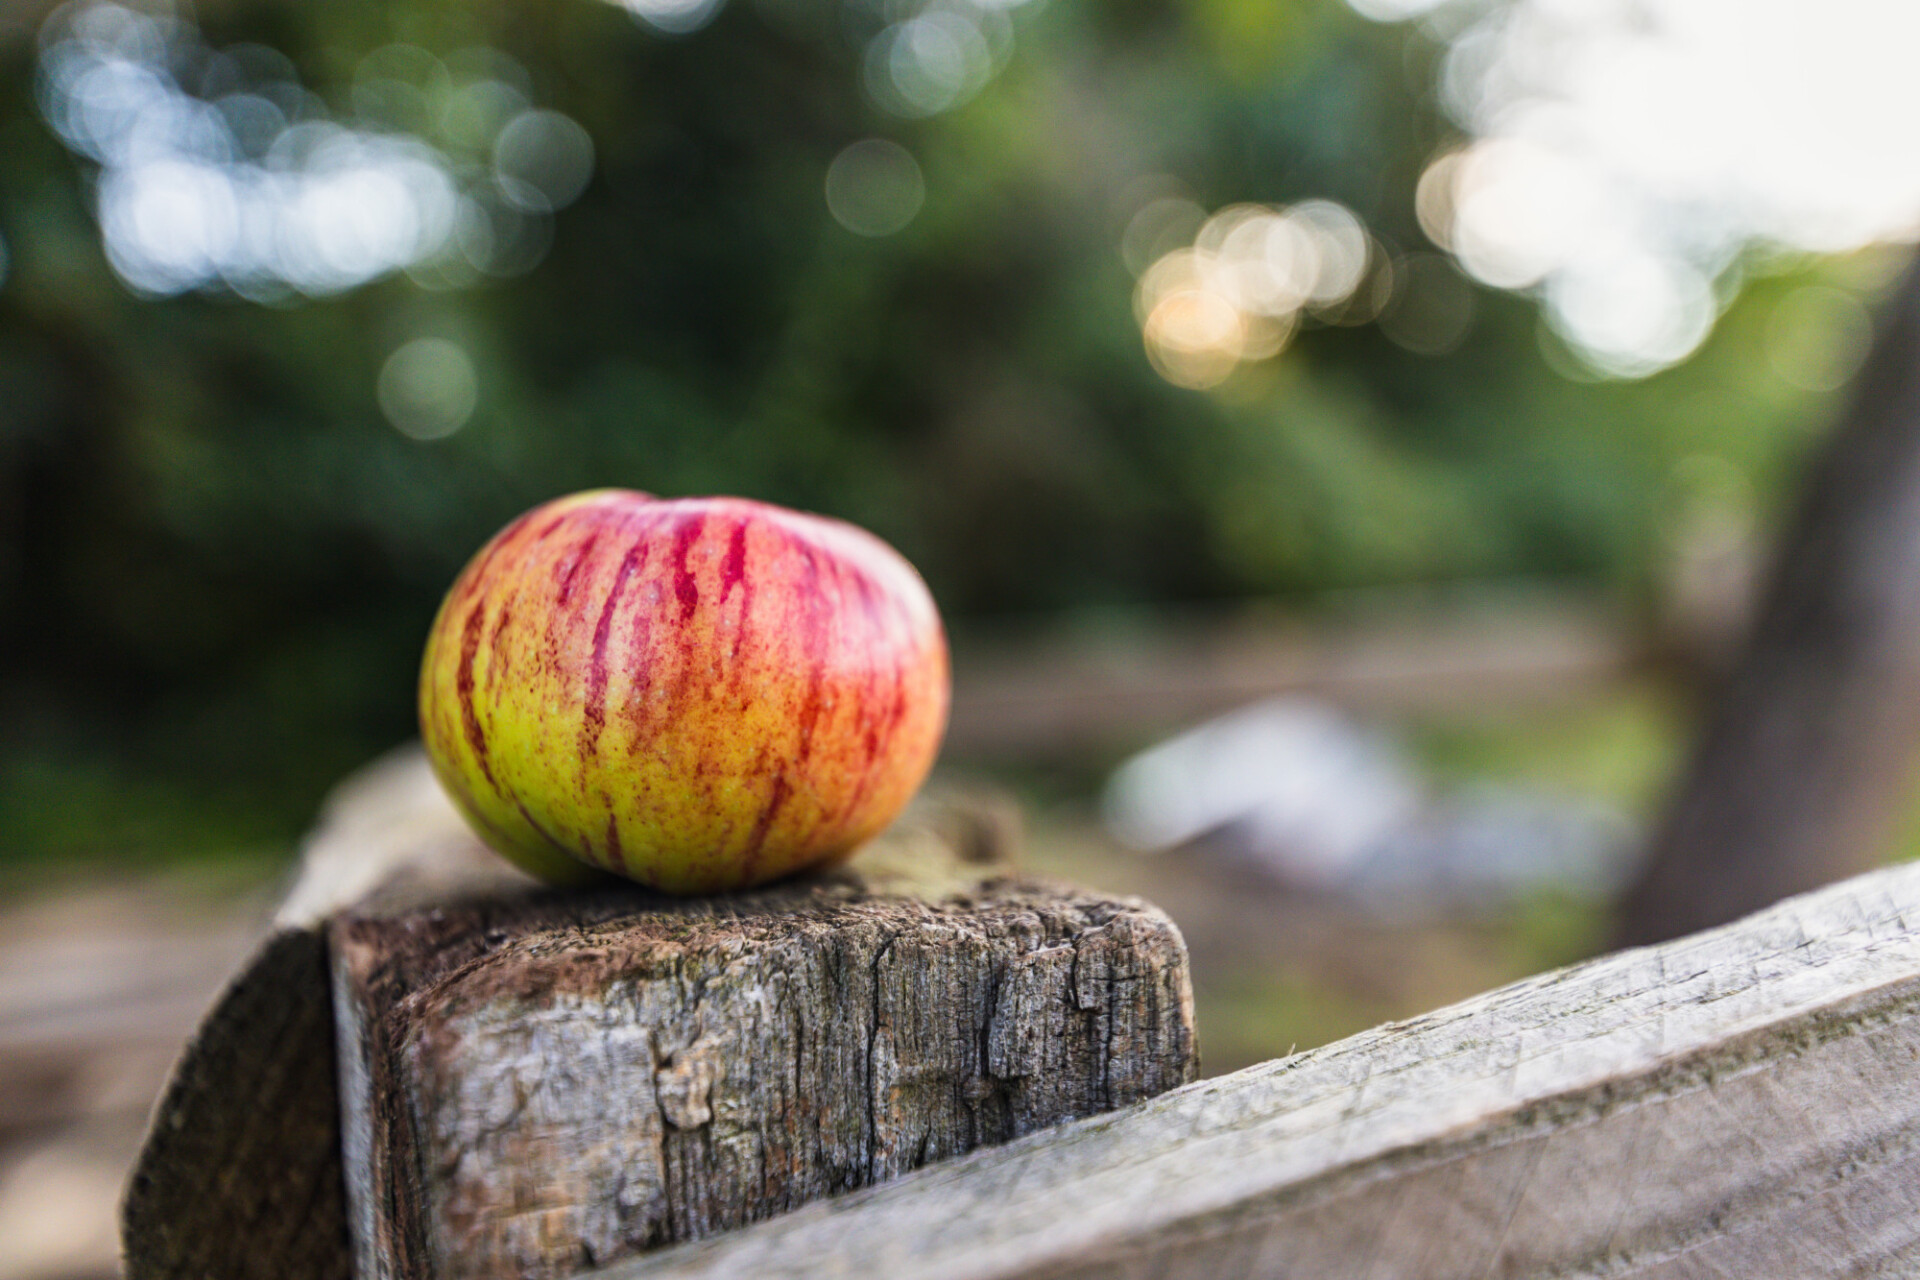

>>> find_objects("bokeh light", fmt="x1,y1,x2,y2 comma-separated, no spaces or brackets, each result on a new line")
865,12,992,117
1766,285,1875,394
1120,192,1206,277
1542,251,1715,380
1290,201,1371,308
494,111,596,213
824,139,925,237
1144,289,1247,391
36,2,595,300
607,0,726,35
1344,0,1449,21
1130,193,1396,387
377,338,479,440
1364,0,1920,377
1377,253,1474,356
859,0,1035,119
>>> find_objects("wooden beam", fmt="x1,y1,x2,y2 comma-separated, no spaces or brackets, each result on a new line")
604,858,1920,1279
946,589,1637,759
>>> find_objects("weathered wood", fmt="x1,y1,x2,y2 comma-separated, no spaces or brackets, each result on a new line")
121,745,492,1280
119,743,461,1280
123,748,1197,1280
121,928,350,1280
602,857,1920,1279
332,815,1196,1277
1620,259,1920,945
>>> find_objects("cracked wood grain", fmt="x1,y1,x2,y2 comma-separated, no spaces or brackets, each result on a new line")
313,750,1195,1280
332,872,1197,1280
123,749,1196,1280
603,860,1920,1280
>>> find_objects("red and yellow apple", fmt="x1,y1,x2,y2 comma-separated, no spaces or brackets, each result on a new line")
418,490,949,893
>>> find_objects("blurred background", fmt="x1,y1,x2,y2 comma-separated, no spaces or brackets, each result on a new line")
6,0,1920,1272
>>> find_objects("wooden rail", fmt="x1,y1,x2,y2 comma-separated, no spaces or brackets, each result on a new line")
945,591,1638,758
612,859,1920,1278
125,748,1920,1278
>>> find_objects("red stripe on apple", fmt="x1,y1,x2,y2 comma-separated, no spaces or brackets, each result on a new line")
419,490,950,894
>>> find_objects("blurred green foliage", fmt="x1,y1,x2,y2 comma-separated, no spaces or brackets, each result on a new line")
0,0,1865,874
1406,681,1687,820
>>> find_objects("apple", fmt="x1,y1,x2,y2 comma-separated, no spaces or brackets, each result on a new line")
418,490,950,893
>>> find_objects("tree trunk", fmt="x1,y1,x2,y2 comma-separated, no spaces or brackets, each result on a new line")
1617,255,1920,946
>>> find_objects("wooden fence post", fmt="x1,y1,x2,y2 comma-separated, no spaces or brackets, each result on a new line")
122,749,1198,1280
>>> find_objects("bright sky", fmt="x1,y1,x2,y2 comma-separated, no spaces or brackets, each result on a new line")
1359,0,1920,375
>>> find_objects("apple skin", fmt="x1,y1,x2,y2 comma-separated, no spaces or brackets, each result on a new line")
418,490,950,893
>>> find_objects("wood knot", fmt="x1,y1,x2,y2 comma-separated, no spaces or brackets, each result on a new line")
655,1040,724,1129
961,1075,1001,1106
